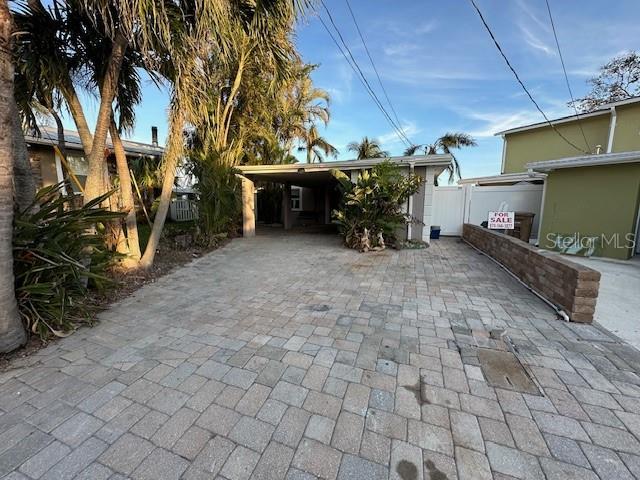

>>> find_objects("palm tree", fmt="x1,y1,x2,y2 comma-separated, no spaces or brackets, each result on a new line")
278,63,331,154
0,0,27,352
404,132,477,182
347,136,388,160
139,0,308,269
298,124,338,163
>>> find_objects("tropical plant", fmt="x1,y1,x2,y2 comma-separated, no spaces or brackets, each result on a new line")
347,136,388,160
573,51,640,112
140,0,308,270
187,153,241,245
404,132,477,183
13,184,122,338
298,124,338,163
1,0,27,352
332,161,422,251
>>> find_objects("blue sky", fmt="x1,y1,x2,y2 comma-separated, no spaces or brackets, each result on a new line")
65,0,640,180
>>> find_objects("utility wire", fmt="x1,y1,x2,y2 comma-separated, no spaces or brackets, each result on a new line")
545,0,591,152
343,0,405,135
467,0,589,155
317,1,412,147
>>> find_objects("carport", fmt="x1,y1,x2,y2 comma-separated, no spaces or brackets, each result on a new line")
237,154,451,242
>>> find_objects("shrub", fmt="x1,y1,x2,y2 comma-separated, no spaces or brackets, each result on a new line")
189,154,241,245
13,184,123,338
331,161,422,251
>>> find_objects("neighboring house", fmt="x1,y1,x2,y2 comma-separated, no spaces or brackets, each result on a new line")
24,126,164,194
493,96,640,260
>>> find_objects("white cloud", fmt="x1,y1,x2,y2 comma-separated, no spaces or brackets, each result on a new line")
519,25,555,56
378,121,421,146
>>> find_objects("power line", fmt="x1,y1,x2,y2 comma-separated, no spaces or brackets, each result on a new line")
316,1,412,147
545,0,591,152
343,0,404,134
467,0,589,155
318,2,411,147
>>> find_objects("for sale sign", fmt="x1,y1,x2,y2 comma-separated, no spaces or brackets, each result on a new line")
488,211,514,229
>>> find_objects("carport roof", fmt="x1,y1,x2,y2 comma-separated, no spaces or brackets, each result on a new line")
237,154,452,187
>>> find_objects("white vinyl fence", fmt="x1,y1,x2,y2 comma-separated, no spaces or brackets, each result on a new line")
169,199,198,222
432,183,544,237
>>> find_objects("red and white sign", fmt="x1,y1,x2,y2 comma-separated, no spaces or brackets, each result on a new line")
488,211,514,229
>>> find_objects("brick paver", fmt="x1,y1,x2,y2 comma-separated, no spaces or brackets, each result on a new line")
2,234,640,479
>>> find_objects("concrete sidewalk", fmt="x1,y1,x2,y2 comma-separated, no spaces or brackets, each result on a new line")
570,255,640,350
1,235,640,479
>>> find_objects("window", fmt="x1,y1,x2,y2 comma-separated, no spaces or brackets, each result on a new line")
291,187,302,211
65,155,89,193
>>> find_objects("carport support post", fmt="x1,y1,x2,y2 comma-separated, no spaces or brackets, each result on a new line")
324,187,331,224
240,175,255,237
283,182,292,230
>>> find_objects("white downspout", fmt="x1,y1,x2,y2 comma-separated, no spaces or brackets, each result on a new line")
500,135,507,173
407,162,414,240
606,107,617,153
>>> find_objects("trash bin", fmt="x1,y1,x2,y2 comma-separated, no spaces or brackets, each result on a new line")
430,225,441,239
507,212,535,242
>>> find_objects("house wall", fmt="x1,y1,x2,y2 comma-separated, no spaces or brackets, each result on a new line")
28,145,57,187
612,103,640,152
539,163,640,259
502,114,610,173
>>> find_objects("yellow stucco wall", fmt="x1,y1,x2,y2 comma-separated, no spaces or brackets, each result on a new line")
612,103,640,152
539,163,640,259
502,114,611,173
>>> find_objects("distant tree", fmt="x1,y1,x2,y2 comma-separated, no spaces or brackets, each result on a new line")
298,124,338,163
347,136,388,160
404,132,477,183
573,51,640,112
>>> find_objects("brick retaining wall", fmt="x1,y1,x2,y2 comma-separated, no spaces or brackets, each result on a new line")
462,224,600,323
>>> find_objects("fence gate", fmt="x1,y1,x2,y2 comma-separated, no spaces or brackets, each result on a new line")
432,183,544,238
170,199,198,222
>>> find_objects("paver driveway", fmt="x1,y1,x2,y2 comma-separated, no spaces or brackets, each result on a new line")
3,234,640,480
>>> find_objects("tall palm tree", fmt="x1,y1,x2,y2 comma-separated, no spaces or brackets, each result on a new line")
0,0,27,352
298,124,338,163
347,136,388,160
139,0,308,269
278,63,331,153
404,132,477,182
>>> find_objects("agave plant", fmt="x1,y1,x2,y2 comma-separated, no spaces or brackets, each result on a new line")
13,184,123,338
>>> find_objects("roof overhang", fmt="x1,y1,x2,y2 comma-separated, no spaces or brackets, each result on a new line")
493,96,640,137
238,154,452,187
25,128,164,157
527,151,640,172
494,109,610,136
458,172,547,185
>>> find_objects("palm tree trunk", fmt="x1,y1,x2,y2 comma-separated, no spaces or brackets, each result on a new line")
139,108,185,270
83,31,128,203
110,119,141,264
11,99,36,212
60,78,93,157
0,0,26,352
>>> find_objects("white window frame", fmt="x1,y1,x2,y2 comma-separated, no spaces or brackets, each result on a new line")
291,186,302,211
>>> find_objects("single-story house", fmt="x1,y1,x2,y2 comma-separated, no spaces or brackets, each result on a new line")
24,125,164,194
237,155,453,243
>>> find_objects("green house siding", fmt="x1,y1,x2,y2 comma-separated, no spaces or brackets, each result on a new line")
539,164,640,259
502,114,611,174
612,103,640,152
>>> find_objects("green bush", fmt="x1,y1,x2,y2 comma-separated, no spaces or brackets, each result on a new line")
189,154,241,245
331,161,422,251
13,184,123,338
